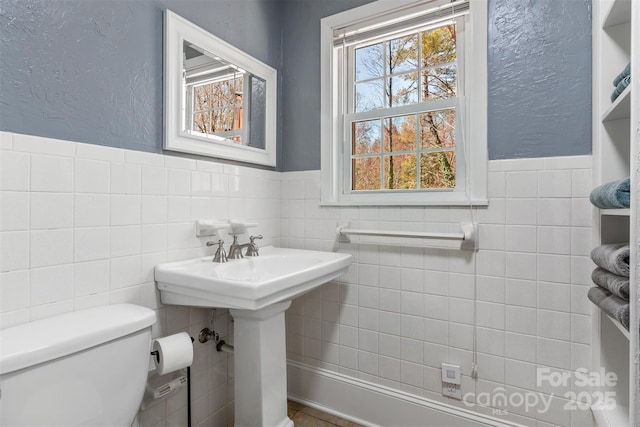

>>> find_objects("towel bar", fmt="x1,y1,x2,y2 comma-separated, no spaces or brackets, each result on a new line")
336,222,477,247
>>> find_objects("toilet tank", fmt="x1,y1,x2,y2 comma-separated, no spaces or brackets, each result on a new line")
0,304,156,427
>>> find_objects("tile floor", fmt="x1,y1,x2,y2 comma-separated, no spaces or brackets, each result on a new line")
287,401,364,427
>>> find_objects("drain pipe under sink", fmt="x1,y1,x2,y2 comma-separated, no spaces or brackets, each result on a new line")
215,340,234,354
199,327,234,354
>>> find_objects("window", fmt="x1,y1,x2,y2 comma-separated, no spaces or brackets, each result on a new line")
321,0,488,205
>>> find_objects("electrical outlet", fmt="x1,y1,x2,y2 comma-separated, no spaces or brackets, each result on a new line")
442,382,462,400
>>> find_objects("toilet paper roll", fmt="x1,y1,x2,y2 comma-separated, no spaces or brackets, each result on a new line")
152,332,193,376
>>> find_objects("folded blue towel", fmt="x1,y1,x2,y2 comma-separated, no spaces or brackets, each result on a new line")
613,63,631,87
611,74,631,102
588,286,630,330
589,177,630,209
592,267,629,300
590,243,630,277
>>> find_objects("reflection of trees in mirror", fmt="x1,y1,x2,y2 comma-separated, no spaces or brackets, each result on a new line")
352,24,457,191
167,13,276,165
193,76,244,143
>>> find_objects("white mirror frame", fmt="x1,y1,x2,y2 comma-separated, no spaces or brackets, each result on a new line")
164,10,277,167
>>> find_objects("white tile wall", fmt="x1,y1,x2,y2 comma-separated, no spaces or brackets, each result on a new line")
282,156,593,427
0,132,282,427
0,131,594,427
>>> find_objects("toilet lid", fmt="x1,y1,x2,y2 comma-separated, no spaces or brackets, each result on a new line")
0,304,155,374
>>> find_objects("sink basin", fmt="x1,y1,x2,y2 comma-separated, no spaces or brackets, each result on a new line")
155,246,352,310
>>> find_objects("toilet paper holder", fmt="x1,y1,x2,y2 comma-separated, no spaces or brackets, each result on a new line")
150,336,194,364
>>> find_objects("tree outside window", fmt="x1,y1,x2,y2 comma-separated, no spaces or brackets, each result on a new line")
351,24,457,191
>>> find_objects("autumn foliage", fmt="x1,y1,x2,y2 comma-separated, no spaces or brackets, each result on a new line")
351,24,458,191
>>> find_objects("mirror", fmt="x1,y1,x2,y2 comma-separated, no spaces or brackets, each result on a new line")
164,11,276,166
182,42,267,150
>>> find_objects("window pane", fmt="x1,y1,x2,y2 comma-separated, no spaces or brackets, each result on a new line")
383,115,416,152
229,136,242,144
387,35,419,74
194,85,210,111
384,154,417,189
233,96,243,130
355,43,383,81
233,100,243,130
353,157,381,191
233,77,244,131
353,119,381,155
420,151,456,189
387,73,418,107
212,80,232,107
355,80,384,112
420,109,455,149
347,23,462,195
212,108,235,131
234,76,243,95
421,65,456,101
194,112,210,133
421,24,456,67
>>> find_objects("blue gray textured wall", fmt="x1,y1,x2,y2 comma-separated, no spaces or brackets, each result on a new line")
0,0,283,166
279,0,592,170
279,0,374,172
0,0,591,171
488,0,592,160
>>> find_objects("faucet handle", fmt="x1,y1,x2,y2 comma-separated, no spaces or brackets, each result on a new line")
206,239,224,247
207,240,228,263
245,235,263,257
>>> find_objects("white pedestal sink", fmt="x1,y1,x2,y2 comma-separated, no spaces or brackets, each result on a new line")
231,301,291,427
155,246,352,427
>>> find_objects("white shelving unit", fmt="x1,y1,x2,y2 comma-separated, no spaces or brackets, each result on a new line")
602,86,631,121
599,208,631,216
592,0,639,426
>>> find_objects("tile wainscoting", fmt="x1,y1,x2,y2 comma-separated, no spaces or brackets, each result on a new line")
0,132,282,427
1,131,594,427
281,156,594,427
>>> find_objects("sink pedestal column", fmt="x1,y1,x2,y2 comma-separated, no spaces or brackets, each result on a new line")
229,301,293,427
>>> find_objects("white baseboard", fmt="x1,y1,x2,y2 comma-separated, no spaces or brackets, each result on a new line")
287,361,523,427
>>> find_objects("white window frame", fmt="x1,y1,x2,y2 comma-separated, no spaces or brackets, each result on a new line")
320,0,488,206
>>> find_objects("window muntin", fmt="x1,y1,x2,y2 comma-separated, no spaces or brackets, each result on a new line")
346,22,461,193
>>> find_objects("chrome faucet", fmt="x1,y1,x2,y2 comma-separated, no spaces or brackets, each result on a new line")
245,235,262,256
206,239,228,263
228,235,263,259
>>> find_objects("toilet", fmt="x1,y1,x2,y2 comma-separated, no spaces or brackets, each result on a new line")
0,304,156,426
